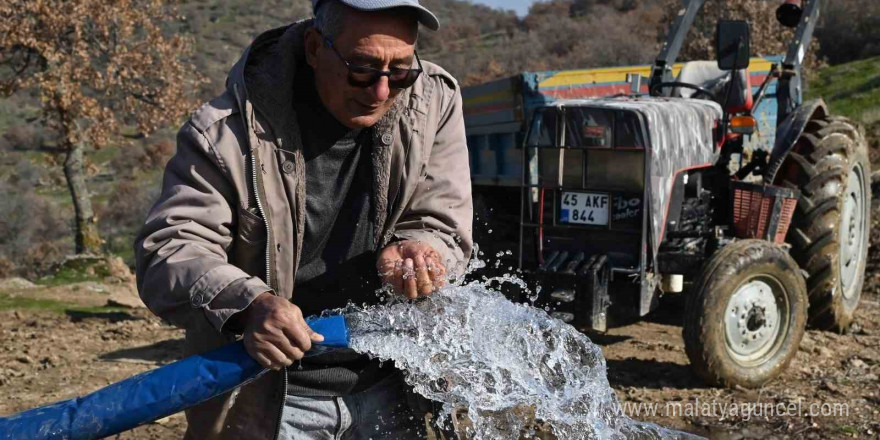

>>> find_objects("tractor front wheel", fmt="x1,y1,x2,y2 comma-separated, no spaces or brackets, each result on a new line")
683,240,808,388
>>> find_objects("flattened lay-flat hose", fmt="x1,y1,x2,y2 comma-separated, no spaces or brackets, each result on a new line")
0,315,349,440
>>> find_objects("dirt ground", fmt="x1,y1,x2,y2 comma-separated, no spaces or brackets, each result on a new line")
0,302,188,439
1,291,876,440
2,211,880,439
602,293,879,439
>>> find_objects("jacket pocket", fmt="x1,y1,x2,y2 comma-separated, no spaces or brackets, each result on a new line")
233,207,267,278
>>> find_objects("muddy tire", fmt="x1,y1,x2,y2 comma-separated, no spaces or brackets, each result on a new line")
772,116,871,332
683,240,808,388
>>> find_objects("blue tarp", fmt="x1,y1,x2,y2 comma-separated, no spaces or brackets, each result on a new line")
0,314,349,440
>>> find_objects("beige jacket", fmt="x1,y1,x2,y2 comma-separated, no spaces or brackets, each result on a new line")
134,19,472,440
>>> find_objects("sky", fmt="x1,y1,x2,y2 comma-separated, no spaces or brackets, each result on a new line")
470,0,545,17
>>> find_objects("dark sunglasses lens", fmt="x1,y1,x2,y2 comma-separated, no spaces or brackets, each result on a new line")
347,66,381,87
345,67,421,89
388,69,411,82
388,70,421,89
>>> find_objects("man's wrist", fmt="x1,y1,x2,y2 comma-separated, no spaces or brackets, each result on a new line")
224,291,274,333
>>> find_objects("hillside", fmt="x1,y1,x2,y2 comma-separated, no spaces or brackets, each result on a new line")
175,0,880,91
806,56,880,134
806,56,880,171
177,0,663,91
175,0,522,95
176,0,313,97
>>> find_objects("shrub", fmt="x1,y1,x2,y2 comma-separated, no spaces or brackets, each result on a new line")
109,145,148,179
96,180,161,263
109,139,175,178
0,257,13,279
815,0,880,65
0,180,71,278
19,242,67,279
144,139,175,169
9,159,47,188
1,124,45,151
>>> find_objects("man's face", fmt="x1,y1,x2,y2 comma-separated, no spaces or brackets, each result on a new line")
306,10,418,129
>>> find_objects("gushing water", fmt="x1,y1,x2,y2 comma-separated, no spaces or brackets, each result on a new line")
342,277,703,440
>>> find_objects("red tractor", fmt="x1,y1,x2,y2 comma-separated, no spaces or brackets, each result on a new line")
500,0,871,387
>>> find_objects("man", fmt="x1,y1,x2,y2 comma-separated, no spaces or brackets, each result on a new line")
134,0,473,438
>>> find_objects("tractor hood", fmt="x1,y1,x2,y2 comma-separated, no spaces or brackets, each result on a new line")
551,97,723,259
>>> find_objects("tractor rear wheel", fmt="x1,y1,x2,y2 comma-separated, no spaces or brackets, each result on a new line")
683,240,808,388
773,116,871,332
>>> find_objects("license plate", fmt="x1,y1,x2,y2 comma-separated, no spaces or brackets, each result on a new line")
560,192,609,225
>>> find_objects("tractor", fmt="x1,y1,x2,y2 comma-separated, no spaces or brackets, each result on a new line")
508,0,870,388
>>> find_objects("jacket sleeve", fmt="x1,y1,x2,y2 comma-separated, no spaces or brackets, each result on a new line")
393,83,474,277
134,122,270,332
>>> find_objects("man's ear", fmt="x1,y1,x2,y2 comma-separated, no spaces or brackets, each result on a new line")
304,27,322,69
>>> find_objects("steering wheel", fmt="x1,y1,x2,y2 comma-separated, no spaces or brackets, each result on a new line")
650,82,718,101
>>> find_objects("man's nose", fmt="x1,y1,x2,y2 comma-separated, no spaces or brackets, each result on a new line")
368,76,391,102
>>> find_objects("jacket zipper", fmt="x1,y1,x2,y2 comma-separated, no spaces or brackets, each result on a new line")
234,83,274,290
250,134,287,440
273,366,288,440
245,105,285,440
235,83,284,440
250,149,272,289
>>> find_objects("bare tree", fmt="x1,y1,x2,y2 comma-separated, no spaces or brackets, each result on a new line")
0,0,205,254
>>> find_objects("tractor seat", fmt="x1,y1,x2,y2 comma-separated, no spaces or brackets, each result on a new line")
674,61,753,113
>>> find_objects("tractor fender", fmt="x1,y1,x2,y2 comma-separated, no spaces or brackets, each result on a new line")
764,99,829,182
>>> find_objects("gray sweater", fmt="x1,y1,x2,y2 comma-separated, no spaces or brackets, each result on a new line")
287,67,394,396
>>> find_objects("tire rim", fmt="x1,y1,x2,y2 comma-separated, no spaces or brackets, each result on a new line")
724,276,789,365
840,162,867,300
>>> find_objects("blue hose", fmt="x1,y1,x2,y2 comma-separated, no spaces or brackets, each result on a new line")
0,314,349,440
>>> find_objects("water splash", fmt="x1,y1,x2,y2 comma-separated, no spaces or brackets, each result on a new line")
344,281,703,440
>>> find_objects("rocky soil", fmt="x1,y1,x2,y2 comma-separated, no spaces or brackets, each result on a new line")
0,289,187,439
602,290,878,439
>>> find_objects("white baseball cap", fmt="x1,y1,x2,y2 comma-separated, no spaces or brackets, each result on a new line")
312,0,440,31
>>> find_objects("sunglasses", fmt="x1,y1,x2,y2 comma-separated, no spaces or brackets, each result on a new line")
322,35,423,89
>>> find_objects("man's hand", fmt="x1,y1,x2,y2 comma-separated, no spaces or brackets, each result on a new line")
377,240,447,298
240,292,324,370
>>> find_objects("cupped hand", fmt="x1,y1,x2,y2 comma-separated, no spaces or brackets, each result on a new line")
241,292,324,370
377,240,447,298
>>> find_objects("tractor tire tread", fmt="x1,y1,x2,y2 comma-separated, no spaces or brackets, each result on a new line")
773,115,871,332
683,240,807,388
